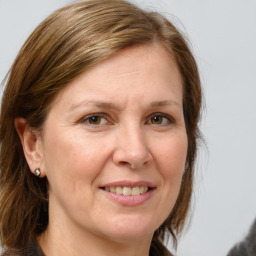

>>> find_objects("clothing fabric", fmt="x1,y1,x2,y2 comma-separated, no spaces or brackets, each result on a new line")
1,239,44,256
227,219,256,256
2,238,174,256
150,239,174,256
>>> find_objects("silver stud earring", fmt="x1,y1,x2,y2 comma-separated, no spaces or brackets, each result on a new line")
34,168,41,177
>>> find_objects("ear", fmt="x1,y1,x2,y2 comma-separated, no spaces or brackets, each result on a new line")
14,118,45,177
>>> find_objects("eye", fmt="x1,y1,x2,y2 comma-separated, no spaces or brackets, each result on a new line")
151,116,163,124
80,113,109,126
147,113,173,125
88,116,104,125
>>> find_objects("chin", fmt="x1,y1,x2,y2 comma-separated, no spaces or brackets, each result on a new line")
105,228,154,244
97,215,158,243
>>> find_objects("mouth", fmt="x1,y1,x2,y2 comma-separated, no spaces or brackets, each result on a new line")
101,186,151,196
100,182,155,206
100,181,155,206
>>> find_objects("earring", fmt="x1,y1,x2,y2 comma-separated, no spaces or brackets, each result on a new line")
34,168,41,177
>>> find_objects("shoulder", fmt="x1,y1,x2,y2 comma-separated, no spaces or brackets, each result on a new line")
227,219,256,256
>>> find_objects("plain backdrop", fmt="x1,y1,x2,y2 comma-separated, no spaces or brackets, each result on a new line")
0,0,256,255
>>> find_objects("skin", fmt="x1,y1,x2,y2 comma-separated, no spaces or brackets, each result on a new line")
16,42,188,256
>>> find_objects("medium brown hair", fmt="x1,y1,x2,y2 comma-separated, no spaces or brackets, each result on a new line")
0,0,202,254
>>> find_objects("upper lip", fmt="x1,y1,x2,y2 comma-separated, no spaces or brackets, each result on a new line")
101,180,155,188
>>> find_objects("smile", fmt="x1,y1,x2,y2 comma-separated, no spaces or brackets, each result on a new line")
100,181,155,206
103,186,149,196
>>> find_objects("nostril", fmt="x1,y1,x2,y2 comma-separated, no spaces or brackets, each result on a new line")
118,160,139,169
119,161,130,166
113,146,152,169
118,161,146,169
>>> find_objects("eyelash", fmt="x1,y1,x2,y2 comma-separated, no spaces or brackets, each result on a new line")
79,112,174,127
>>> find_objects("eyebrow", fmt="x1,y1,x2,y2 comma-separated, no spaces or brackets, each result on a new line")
68,100,120,112
68,99,181,112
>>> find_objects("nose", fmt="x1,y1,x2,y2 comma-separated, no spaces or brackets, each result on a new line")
112,125,152,169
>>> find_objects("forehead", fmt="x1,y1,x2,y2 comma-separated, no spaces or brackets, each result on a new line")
86,43,179,81
50,42,183,111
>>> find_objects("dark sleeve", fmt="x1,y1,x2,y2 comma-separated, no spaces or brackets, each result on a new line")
227,243,248,256
227,218,256,256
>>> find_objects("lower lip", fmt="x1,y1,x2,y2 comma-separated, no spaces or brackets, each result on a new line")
101,189,155,207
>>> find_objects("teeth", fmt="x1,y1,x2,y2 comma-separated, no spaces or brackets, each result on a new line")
104,186,149,196
110,187,116,193
115,187,122,195
140,186,148,193
123,187,131,196
131,186,140,196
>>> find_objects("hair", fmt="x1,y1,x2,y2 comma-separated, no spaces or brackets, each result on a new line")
0,0,202,254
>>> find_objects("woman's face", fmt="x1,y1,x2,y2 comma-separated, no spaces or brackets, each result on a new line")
39,43,187,243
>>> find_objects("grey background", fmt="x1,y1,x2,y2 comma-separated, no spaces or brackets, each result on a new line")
1,0,256,255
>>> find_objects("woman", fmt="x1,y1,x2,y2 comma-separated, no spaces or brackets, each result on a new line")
0,0,202,255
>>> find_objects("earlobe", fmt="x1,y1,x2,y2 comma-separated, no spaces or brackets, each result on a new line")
14,118,45,177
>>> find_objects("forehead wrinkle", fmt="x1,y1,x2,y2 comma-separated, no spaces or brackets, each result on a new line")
111,70,142,78
150,100,182,109
68,99,121,112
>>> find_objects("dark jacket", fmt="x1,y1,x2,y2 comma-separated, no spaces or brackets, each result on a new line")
1,240,44,256
2,238,173,256
227,219,256,256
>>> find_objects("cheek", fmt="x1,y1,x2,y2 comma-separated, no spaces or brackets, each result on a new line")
41,130,115,217
155,132,188,177
154,132,188,204
42,129,111,188
144,132,188,228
